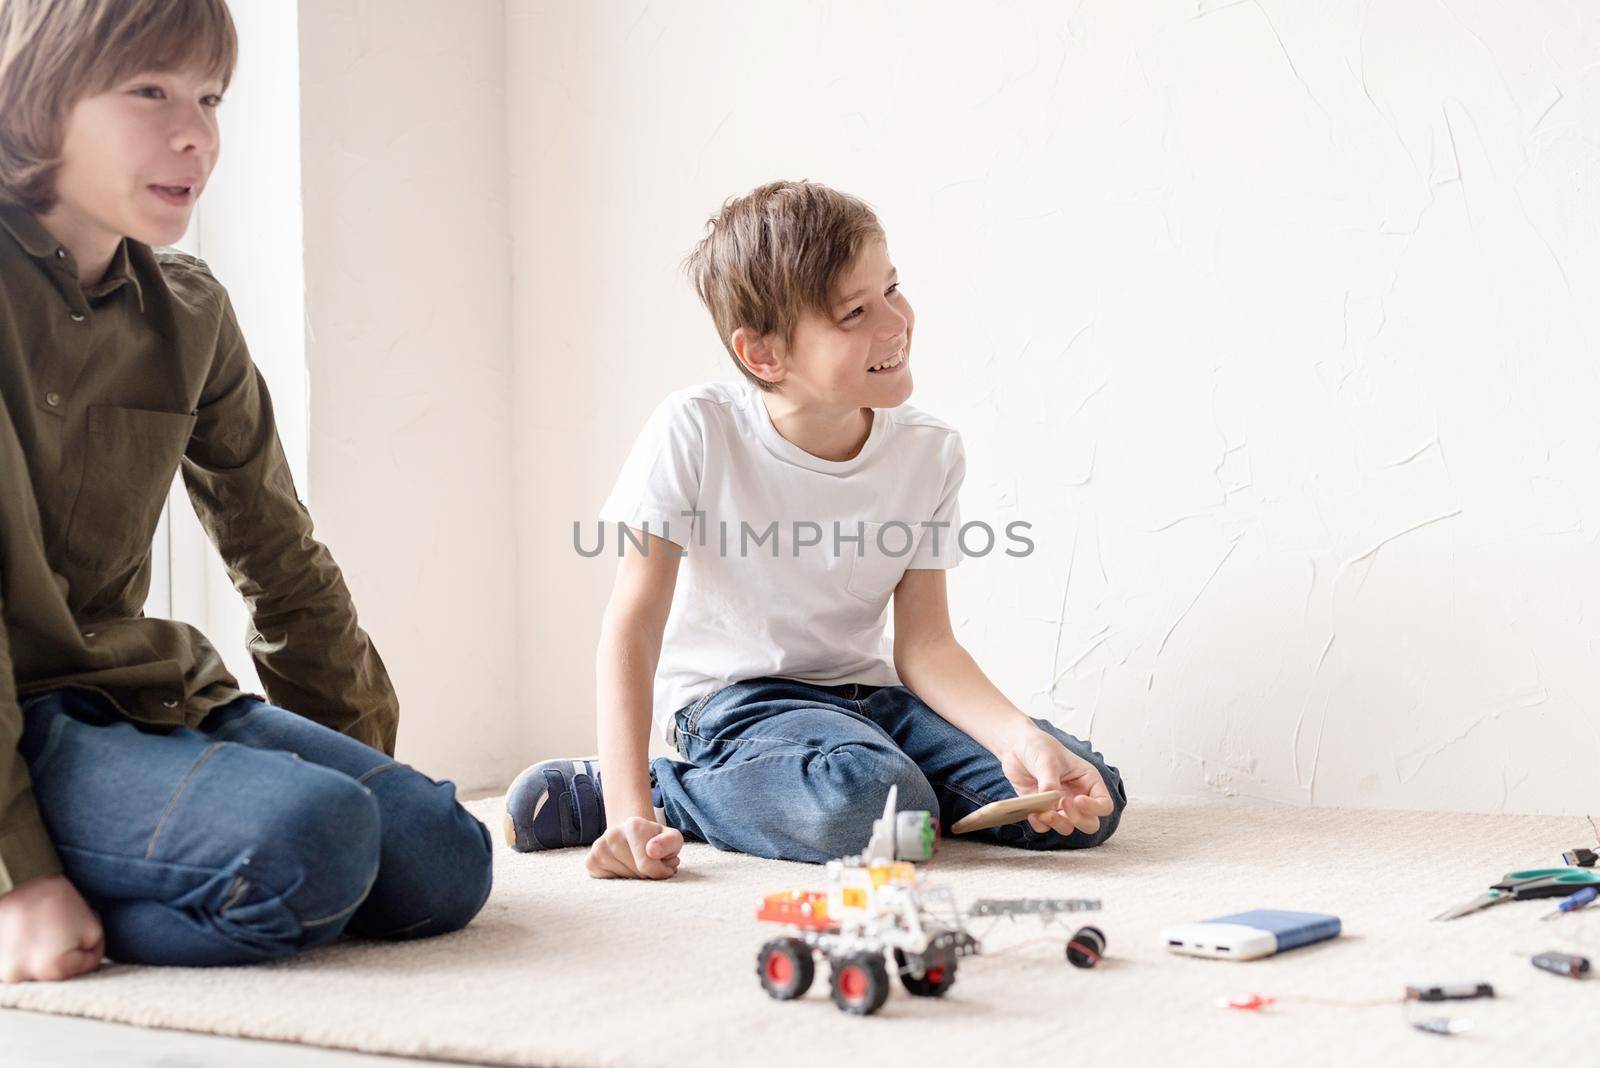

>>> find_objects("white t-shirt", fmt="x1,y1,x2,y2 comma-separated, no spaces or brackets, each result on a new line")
597,378,965,746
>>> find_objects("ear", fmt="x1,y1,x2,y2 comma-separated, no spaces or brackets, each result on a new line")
731,327,785,386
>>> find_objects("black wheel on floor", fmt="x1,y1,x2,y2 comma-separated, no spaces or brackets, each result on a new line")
829,952,891,1015
757,938,814,1000
895,943,958,997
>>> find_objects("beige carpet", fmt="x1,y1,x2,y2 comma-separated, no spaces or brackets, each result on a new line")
3,797,1597,1067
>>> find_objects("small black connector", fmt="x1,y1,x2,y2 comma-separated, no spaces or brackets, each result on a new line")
1562,847,1598,868
1406,981,1495,1002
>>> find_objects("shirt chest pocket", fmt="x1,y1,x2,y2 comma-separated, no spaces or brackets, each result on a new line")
65,404,198,572
844,521,913,606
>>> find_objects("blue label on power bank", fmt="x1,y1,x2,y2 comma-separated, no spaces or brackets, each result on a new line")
1206,910,1341,952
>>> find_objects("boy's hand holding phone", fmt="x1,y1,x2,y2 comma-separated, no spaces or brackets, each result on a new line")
997,724,1116,838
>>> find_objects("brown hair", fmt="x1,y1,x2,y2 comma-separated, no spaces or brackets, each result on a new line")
683,179,884,394
0,0,237,213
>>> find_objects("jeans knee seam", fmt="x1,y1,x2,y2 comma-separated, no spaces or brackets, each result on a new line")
376,915,437,938
679,730,832,758
937,779,995,808
356,762,397,785
300,860,381,928
145,742,226,859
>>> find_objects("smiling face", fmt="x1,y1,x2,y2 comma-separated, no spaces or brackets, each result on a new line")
738,237,916,415
44,66,223,256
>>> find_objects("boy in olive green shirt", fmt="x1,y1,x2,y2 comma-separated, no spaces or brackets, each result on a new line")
0,0,490,982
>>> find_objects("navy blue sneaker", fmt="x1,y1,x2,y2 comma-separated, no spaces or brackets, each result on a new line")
503,758,607,852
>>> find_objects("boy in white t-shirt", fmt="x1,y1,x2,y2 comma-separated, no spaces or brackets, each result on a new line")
506,180,1125,878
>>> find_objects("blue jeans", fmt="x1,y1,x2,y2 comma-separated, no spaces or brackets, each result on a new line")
650,676,1128,863
18,688,493,967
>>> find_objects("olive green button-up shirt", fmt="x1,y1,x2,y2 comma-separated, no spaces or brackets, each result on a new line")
0,205,399,895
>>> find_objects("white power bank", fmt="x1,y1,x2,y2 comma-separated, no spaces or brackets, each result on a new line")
1161,910,1341,961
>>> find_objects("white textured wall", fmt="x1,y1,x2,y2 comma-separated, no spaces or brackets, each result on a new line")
298,0,520,789
507,0,1600,814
